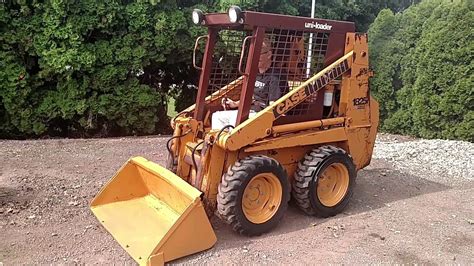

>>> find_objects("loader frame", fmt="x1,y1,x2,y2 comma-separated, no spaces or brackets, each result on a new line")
171,13,379,212
91,8,379,265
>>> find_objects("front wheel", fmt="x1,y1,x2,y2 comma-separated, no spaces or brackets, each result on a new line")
292,145,356,217
217,155,290,236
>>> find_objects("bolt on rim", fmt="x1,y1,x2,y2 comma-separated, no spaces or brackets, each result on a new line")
317,163,350,207
242,173,282,224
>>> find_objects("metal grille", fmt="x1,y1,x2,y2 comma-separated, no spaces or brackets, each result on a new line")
257,29,330,116
207,30,250,101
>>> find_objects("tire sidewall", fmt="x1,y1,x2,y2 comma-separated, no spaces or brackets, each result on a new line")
308,153,356,215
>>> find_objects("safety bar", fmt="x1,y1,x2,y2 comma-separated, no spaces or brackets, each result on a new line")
238,36,253,75
193,35,208,70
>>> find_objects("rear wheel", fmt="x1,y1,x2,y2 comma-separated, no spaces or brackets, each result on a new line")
292,145,356,217
217,155,290,236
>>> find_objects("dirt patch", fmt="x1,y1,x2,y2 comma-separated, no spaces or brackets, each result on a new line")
1,135,473,264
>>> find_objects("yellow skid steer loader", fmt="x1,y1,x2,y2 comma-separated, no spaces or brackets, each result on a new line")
91,6,379,265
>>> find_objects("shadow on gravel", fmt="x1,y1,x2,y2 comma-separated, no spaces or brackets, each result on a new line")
0,186,29,220
0,179,36,218
0,186,28,205
203,166,450,254
0,186,17,202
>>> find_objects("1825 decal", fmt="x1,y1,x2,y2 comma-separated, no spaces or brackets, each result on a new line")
353,97,369,106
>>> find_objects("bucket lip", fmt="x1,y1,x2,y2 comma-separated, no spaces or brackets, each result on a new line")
129,156,203,202
89,157,149,208
90,156,203,208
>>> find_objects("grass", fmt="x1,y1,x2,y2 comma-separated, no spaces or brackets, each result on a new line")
167,97,178,118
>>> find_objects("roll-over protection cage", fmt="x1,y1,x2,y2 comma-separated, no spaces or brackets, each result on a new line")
191,8,355,127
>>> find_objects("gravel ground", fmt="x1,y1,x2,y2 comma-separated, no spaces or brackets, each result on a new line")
1,133,473,264
373,134,473,186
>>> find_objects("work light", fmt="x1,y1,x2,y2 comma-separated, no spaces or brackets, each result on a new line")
228,6,242,23
192,9,205,25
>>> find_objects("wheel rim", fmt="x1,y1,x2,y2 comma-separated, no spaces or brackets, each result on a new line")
242,173,282,224
317,163,349,207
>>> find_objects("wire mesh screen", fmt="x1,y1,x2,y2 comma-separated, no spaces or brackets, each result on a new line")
207,30,250,101
195,27,331,124
255,29,330,117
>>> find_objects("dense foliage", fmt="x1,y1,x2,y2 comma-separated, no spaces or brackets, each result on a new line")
1,0,208,137
293,0,420,31
369,0,473,141
2,0,469,140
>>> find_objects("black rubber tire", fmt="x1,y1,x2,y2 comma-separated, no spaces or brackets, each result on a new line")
217,155,290,236
292,145,356,217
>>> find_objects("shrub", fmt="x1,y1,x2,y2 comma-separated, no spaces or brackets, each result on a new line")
369,0,473,141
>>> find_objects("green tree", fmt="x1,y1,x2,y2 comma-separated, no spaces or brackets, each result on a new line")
369,0,473,141
219,0,298,15
292,0,419,31
0,0,204,137
2,0,470,141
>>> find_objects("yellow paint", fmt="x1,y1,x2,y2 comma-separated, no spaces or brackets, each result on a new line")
199,142,227,211
244,146,311,180
275,89,308,115
242,173,282,224
90,157,216,265
90,32,380,265
217,51,354,152
317,163,349,207
340,33,379,170
244,127,347,152
176,119,199,182
272,117,345,135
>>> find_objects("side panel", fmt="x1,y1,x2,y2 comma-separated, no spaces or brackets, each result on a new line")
341,33,379,170
244,127,347,152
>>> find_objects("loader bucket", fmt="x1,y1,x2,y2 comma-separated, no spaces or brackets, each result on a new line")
90,157,217,265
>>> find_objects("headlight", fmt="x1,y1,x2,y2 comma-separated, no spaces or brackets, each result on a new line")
228,5,242,23
192,9,205,25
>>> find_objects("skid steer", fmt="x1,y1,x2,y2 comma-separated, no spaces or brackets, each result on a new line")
91,6,379,265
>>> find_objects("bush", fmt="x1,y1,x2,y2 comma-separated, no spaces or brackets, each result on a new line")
0,1,204,138
369,0,473,141
4,0,464,140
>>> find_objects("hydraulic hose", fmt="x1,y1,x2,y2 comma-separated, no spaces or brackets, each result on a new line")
191,140,205,174
216,125,235,142
166,129,191,155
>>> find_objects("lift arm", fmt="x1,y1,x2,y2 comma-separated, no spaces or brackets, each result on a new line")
216,50,354,151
